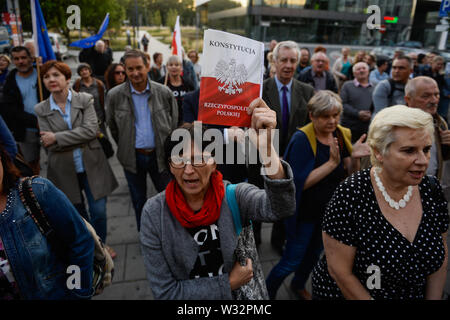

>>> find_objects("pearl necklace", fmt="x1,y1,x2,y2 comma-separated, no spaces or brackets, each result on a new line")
373,168,413,210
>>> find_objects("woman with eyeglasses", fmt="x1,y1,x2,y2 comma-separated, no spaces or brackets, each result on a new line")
104,63,127,92
140,99,296,300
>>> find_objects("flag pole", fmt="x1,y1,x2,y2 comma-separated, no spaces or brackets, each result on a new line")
36,60,43,101
30,0,43,101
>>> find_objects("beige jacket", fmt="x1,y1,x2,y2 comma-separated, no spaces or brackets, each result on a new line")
35,90,118,203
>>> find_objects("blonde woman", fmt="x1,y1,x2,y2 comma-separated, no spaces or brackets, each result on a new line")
159,55,195,125
312,105,449,300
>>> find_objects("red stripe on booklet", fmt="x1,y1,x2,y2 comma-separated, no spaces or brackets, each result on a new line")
198,77,260,127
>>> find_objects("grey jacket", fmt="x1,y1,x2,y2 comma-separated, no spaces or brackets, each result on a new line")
140,160,295,300
35,90,118,203
105,79,178,174
372,79,406,118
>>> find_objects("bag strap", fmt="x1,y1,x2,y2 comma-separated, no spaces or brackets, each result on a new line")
387,78,398,101
96,79,105,109
73,79,81,92
226,184,242,236
18,176,66,261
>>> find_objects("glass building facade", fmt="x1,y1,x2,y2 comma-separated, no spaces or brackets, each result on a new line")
208,0,416,46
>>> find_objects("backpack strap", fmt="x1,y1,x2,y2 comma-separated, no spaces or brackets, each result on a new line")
96,79,105,109
18,176,66,261
226,184,242,236
387,78,398,101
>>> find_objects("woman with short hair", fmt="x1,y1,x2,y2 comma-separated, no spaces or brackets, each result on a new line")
149,52,166,81
140,98,296,300
266,90,369,300
73,63,107,137
312,105,449,300
187,49,201,81
35,60,118,248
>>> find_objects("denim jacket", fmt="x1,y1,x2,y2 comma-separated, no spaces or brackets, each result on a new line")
0,177,94,299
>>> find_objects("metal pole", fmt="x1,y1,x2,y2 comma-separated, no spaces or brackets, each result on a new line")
195,10,199,51
438,17,449,50
135,0,139,49
11,0,22,44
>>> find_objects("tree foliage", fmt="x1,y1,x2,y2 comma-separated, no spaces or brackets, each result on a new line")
152,10,162,26
19,0,125,42
118,0,195,27
166,9,178,30
208,0,242,13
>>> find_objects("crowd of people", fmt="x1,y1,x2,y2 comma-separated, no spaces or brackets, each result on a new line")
0,35,448,301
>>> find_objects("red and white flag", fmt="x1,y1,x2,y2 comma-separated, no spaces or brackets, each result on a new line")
198,30,264,127
171,16,182,60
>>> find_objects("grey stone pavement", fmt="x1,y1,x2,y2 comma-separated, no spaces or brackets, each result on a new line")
54,36,450,300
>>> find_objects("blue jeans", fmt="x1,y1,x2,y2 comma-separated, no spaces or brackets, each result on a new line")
124,151,171,231
75,172,107,242
266,220,323,299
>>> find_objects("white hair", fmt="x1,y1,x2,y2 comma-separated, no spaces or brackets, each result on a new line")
367,105,434,167
405,76,438,98
167,55,182,65
272,41,300,62
95,40,105,49
307,90,343,117
352,61,369,73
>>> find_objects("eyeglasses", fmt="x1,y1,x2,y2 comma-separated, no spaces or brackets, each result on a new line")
115,71,125,75
169,156,213,169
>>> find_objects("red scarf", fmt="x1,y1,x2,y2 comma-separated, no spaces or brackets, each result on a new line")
165,171,225,228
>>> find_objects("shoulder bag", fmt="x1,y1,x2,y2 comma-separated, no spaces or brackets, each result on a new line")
226,183,269,300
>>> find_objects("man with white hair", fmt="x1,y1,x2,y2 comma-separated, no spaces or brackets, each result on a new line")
405,76,450,180
249,40,315,254
340,62,374,143
79,39,112,83
298,51,337,93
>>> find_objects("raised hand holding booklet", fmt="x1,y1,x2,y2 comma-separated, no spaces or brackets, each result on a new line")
198,30,264,127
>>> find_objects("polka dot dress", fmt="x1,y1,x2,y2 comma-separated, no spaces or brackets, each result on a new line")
312,168,449,300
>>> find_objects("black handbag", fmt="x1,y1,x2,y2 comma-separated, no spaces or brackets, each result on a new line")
98,133,114,159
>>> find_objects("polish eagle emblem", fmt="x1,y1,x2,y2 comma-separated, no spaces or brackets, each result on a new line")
214,58,248,95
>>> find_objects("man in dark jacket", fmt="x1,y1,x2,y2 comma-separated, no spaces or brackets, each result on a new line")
298,51,338,93
79,40,112,83
1,46,48,174
251,41,315,252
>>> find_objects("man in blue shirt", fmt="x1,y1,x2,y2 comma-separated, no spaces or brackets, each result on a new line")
369,57,389,87
1,46,48,174
106,50,178,231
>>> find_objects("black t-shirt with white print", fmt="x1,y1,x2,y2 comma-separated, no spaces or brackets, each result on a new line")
188,222,225,279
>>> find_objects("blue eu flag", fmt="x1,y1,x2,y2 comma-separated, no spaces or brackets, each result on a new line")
70,13,110,49
32,0,56,62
